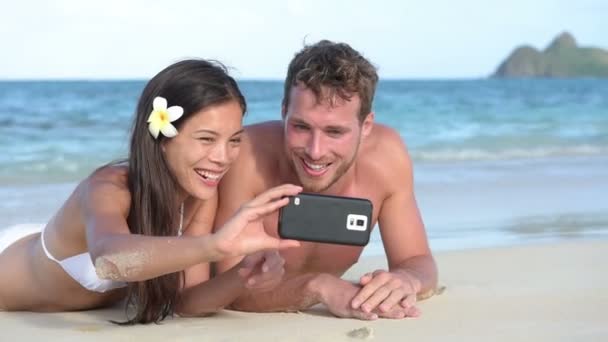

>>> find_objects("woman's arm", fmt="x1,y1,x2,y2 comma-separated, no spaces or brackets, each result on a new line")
84,174,301,282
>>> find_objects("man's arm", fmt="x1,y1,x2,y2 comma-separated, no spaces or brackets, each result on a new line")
227,271,382,320
351,127,438,315
227,272,319,312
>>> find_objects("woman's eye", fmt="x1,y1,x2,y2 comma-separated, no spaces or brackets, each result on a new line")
199,137,215,143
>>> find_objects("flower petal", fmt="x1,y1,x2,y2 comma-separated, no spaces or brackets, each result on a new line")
147,110,158,123
161,123,178,137
153,97,167,111
148,120,161,139
167,106,184,122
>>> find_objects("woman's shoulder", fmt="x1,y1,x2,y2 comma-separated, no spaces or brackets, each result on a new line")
89,163,128,185
79,163,131,201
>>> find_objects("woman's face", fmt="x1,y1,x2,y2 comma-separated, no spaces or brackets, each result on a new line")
163,100,244,201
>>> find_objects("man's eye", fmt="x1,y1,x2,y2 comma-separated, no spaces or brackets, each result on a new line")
294,124,309,130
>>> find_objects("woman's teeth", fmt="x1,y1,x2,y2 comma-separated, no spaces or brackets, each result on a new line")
197,170,221,180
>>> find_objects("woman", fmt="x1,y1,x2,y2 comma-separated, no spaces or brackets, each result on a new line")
0,59,301,324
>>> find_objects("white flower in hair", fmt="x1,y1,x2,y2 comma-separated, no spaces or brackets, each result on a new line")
147,96,184,139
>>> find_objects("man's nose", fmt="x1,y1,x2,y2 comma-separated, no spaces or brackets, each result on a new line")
305,131,325,160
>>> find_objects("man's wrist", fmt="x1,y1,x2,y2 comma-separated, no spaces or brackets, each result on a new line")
394,269,422,293
305,273,334,304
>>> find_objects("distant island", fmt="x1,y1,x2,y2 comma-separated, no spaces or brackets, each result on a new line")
492,32,608,78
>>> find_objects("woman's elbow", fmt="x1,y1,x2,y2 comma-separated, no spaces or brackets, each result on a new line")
93,252,147,282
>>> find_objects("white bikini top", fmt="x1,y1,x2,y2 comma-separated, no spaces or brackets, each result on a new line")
41,203,184,293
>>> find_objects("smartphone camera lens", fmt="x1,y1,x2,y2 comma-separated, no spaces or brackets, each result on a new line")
356,219,365,226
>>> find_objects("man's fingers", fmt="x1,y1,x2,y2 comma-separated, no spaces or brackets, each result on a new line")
359,286,392,313
245,267,285,289
378,289,405,313
351,310,378,321
237,254,263,277
237,266,254,278
377,307,406,319
351,276,389,309
405,305,421,318
262,251,284,272
400,293,417,310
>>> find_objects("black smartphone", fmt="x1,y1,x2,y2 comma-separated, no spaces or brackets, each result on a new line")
278,193,373,246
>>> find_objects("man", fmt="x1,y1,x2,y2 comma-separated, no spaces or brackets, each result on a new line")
214,40,437,320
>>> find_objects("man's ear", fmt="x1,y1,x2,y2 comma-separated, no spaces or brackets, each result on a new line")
361,112,374,137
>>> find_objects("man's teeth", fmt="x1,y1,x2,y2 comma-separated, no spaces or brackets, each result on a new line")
303,160,329,170
197,170,221,180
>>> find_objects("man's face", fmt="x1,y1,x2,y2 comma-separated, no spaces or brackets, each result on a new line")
282,84,373,193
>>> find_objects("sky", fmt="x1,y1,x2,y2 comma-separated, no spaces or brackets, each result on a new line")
1,0,606,79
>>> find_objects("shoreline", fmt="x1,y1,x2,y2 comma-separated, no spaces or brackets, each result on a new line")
2,240,606,341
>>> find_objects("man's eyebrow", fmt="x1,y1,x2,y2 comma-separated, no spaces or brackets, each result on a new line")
290,117,309,124
325,125,350,131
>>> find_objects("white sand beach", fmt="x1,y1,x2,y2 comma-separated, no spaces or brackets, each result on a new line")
1,239,606,341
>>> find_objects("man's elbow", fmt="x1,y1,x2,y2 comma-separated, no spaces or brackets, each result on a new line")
227,297,276,313
175,302,225,317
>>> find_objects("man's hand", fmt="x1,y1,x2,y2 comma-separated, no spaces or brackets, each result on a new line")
351,270,421,317
310,274,409,320
237,250,286,291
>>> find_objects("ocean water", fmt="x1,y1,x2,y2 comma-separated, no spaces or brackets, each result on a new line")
1,79,607,255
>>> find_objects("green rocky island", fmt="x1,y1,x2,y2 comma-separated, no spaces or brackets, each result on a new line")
492,32,608,78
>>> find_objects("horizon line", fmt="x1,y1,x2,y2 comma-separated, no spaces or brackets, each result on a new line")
0,76,494,82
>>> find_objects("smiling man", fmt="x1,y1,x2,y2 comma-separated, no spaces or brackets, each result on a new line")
214,40,438,320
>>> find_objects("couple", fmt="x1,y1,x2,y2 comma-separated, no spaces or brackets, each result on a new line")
0,40,438,324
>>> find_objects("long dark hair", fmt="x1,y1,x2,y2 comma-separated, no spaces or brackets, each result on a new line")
123,59,246,324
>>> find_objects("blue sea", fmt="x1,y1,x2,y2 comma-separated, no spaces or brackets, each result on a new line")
1,79,607,255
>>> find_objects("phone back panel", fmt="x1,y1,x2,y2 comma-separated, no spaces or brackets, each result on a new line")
278,193,373,246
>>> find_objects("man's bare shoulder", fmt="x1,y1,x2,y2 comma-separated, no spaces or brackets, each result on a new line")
243,120,284,154
221,121,284,192
360,123,413,187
